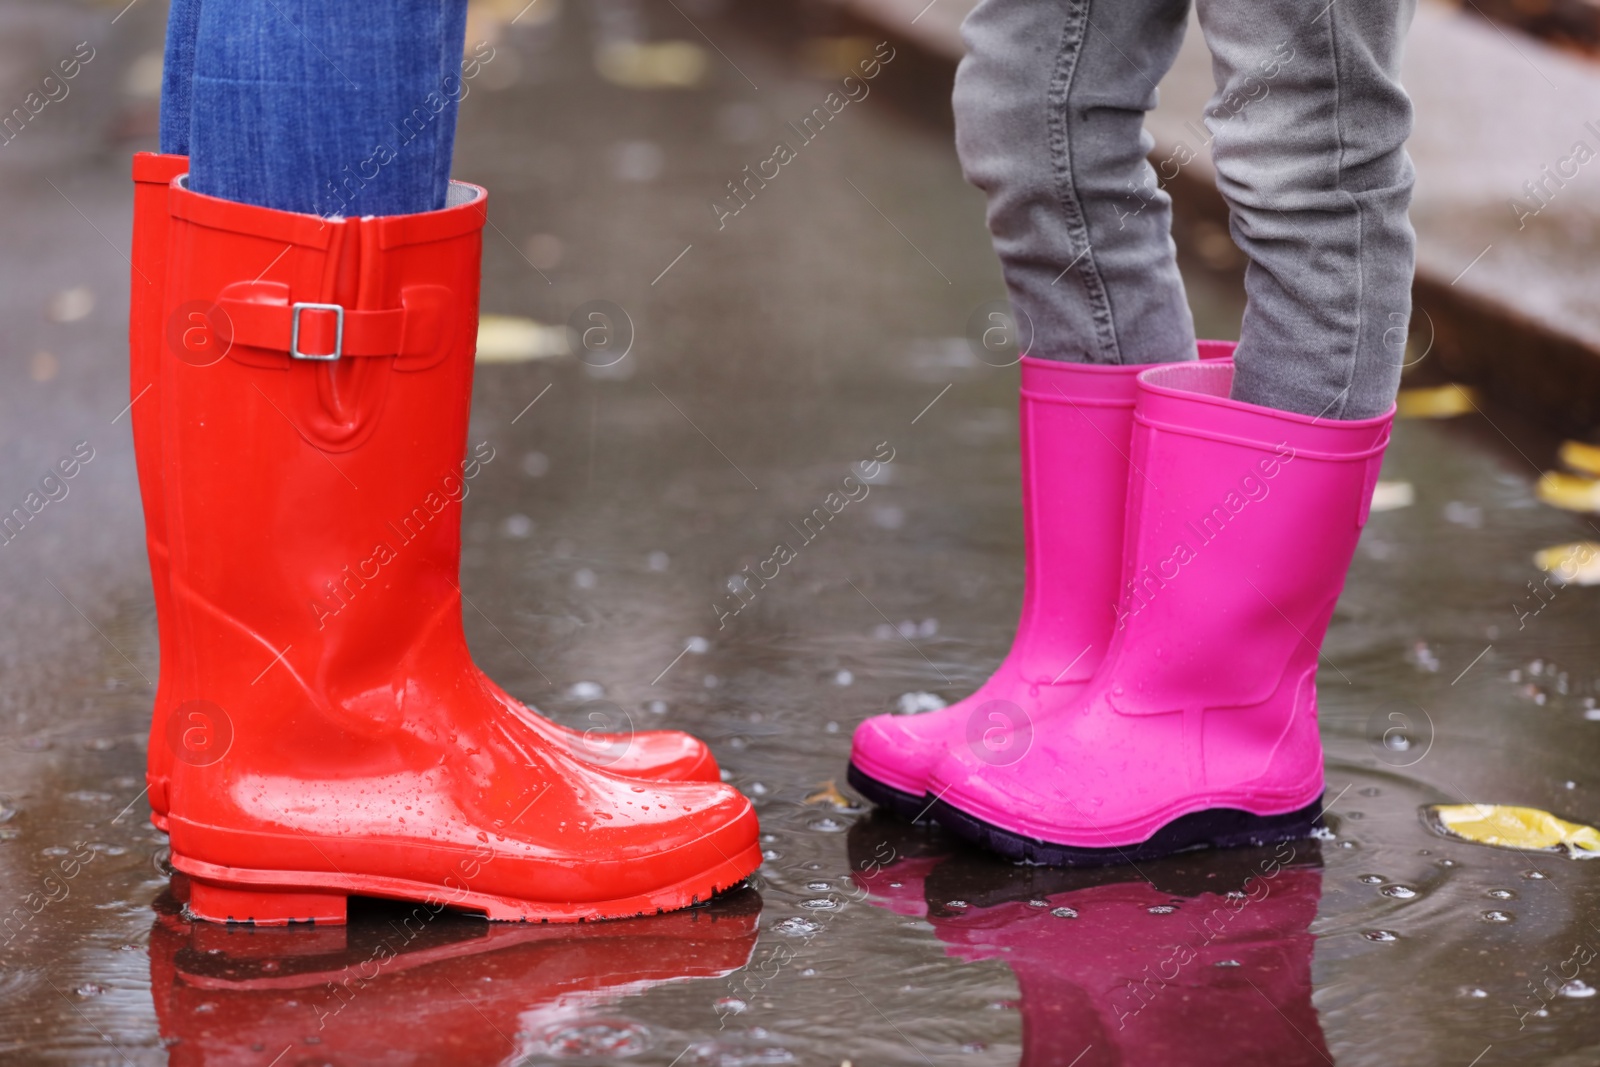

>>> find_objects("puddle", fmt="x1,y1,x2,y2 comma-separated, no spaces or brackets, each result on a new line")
2,1,1599,1065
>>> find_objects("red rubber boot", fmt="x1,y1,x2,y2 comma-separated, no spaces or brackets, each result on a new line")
130,157,722,838
156,176,758,924
130,152,189,831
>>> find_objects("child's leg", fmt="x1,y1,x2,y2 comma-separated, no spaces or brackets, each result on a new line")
1195,0,1417,419
161,0,469,216
954,0,1197,364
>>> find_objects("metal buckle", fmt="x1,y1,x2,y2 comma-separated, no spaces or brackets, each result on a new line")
290,302,344,361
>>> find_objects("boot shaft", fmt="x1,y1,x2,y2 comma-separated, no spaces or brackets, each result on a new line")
1111,360,1391,717
158,177,488,721
1012,342,1237,687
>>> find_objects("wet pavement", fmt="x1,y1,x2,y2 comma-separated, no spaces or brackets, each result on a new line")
2,1,1600,1063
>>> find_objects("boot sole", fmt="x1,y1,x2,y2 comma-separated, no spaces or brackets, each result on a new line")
171,844,762,926
928,796,1324,867
847,761,934,822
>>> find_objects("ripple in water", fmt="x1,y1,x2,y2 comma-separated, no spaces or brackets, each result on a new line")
772,916,822,937
685,1040,797,1066
1358,874,1384,885
1381,885,1417,899
1363,930,1399,942
799,898,838,911
1148,904,1177,914
1488,888,1515,900
1051,907,1078,919
535,1020,651,1058
1483,910,1514,923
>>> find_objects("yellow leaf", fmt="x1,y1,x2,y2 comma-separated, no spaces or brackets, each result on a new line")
799,37,878,79
1427,804,1600,858
805,780,857,810
1534,542,1600,586
1536,471,1600,513
1559,440,1600,477
1369,480,1414,512
1395,383,1477,419
475,315,567,362
595,41,708,90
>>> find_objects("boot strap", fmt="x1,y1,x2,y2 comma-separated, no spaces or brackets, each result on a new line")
216,281,454,367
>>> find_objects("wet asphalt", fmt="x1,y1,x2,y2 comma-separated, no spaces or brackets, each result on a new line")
1,1,1599,1063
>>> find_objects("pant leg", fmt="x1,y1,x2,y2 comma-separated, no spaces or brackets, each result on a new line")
954,0,1197,365
158,0,201,155
171,0,468,217
1194,0,1417,419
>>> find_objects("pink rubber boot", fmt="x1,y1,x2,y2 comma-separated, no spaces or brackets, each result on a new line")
848,342,1235,819
927,359,1392,864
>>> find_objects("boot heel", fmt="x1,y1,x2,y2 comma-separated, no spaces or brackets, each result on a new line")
187,879,348,926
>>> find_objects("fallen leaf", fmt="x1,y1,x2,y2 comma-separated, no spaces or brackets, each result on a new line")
475,315,567,362
805,780,859,810
1536,471,1600,513
1559,440,1600,477
1396,383,1477,419
31,351,57,383
1427,803,1600,858
799,37,878,79
1534,542,1600,585
47,286,93,323
1369,480,1414,512
123,51,163,99
595,41,708,90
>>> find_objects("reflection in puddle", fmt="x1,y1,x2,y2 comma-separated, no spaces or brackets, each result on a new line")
149,880,761,1063
849,816,1329,1066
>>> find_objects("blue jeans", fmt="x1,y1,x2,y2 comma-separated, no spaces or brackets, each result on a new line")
953,0,1417,419
160,0,469,218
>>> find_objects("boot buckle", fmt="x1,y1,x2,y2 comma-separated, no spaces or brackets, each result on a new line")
290,302,345,361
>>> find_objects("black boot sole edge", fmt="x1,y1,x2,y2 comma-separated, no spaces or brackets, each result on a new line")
847,762,934,823
927,796,1325,867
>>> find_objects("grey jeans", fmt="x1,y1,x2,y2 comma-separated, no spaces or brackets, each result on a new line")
954,0,1417,419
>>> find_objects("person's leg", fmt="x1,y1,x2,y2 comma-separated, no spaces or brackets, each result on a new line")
850,0,1206,817
1194,0,1417,419
953,0,1196,364
184,0,469,217
157,0,200,155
